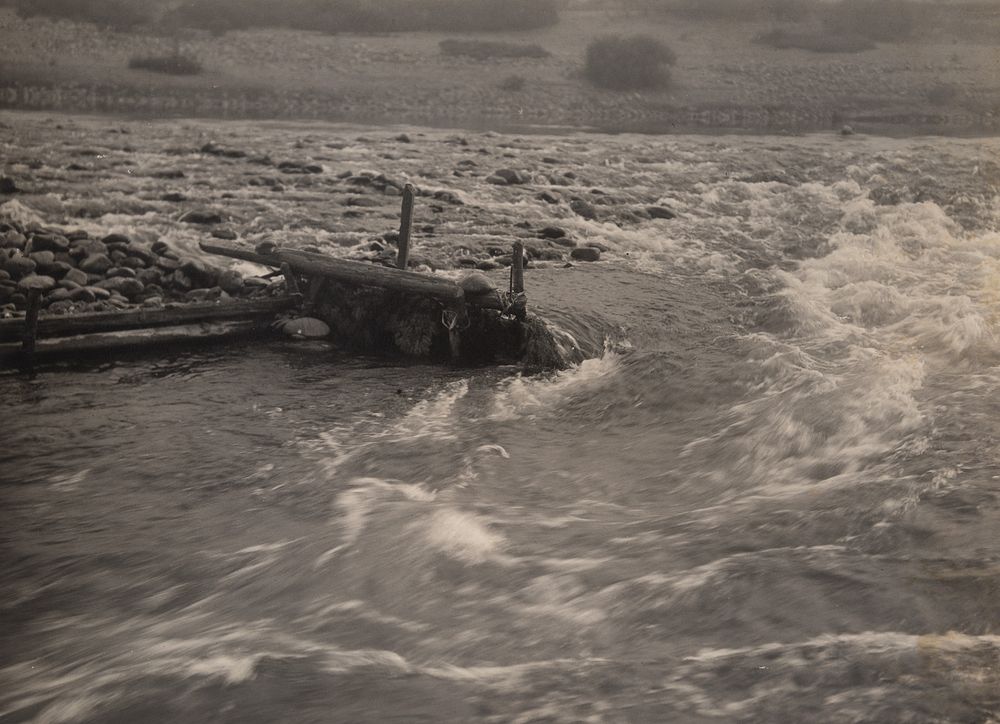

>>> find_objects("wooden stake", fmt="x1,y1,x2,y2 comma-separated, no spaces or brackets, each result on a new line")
280,262,300,295
20,288,42,367
397,183,415,270
511,242,527,321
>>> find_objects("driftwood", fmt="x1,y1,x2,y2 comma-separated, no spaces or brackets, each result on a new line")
0,296,299,343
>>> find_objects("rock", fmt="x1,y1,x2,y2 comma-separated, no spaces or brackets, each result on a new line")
58,279,82,291
217,269,244,294
184,287,222,302
495,169,527,184
42,261,73,278
0,177,18,194
135,268,162,285
179,210,223,225
537,191,560,204
161,192,187,202
255,241,278,255
157,256,181,272
47,300,74,314
79,254,114,274
244,277,269,288
65,230,90,242
69,286,97,303
28,250,56,268
281,317,330,339
211,228,238,241
17,274,57,291
120,256,147,269
4,255,37,277
485,175,508,185
3,231,27,250
141,296,163,308
151,240,172,255
101,233,131,246
459,272,496,295
171,269,194,292
45,287,72,303
106,267,136,279
95,276,144,299
646,205,677,220
346,197,382,208
179,258,219,287
69,239,107,259
841,125,855,136
10,292,26,308
109,249,127,264
0,269,9,281
395,133,412,143
125,243,156,264
152,169,186,178
570,199,598,220
570,247,601,262
539,226,567,239
475,259,500,271
28,233,70,253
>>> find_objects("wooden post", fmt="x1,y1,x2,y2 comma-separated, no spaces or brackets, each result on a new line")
20,288,42,368
511,242,526,321
280,262,300,296
397,184,415,270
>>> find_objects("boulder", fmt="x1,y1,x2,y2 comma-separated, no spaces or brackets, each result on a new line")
281,317,330,339
101,233,131,246
125,243,156,264
17,274,57,291
106,267,136,279
161,192,187,202
135,268,162,285
459,272,496,295
0,176,18,194
28,233,70,253
4,255,37,278
47,300,74,314
217,269,244,294
539,226,567,239
570,247,601,262
485,175,508,185
69,239,107,259
2,231,27,250
179,258,219,287
494,169,526,185
45,287,72,303
28,250,56,268
646,205,677,220
211,228,238,241
95,276,144,299
79,253,114,274
179,210,224,225
69,286,97,303
570,199,598,220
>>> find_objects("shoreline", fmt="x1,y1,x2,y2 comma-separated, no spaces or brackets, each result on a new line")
3,80,999,137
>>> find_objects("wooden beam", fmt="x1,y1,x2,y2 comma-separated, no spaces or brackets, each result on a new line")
397,183,415,270
0,296,299,343
200,242,465,304
0,320,266,365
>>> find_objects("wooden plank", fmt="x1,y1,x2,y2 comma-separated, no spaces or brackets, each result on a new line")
0,296,299,343
0,320,266,366
397,184,415,270
200,242,466,303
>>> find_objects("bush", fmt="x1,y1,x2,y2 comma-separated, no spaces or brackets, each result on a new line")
129,53,203,75
584,35,676,91
498,74,526,91
822,0,916,42
440,39,550,60
754,28,875,53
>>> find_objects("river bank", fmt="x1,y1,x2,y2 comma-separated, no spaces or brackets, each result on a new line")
2,7,999,135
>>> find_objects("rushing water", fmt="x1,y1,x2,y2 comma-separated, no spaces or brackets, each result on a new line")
2,114,1000,722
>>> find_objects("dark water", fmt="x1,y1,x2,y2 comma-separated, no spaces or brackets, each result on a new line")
2,114,1000,722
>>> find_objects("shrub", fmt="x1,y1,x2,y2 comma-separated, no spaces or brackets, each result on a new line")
822,0,916,42
926,83,960,106
439,39,550,60
498,74,526,91
128,53,203,75
754,28,875,53
584,35,676,91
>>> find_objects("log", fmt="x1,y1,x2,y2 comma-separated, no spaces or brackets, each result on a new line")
200,242,466,304
397,184,415,270
0,320,266,366
0,296,299,343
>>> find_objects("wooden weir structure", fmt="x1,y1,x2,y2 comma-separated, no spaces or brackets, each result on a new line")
0,186,536,369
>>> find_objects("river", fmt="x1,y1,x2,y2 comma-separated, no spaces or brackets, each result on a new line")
1,113,998,722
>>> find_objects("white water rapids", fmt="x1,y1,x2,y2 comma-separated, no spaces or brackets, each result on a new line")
1,114,999,722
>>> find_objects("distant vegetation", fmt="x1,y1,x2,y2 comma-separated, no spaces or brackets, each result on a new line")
129,53,204,76
11,0,560,34
821,0,917,41
440,39,550,61
584,35,676,91
754,28,875,53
